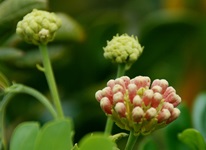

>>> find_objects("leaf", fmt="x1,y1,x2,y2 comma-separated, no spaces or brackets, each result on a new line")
55,13,85,42
178,128,206,150
110,132,128,142
0,72,10,92
79,133,117,150
34,118,73,150
0,47,23,60
192,93,206,139
14,45,68,67
10,122,40,150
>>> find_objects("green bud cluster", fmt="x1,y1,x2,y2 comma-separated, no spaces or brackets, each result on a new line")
16,9,62,45
103,34,143,70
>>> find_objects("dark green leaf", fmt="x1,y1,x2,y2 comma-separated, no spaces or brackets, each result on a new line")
55,13,85,42
79,133,117,150
34,118,73,150
0,47,23,60
10,122,40,150
14,45,67,67
178,128,206,150
192,93,206,139
0,72,10,91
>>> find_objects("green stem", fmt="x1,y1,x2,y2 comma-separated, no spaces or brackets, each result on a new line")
0,94,13,150
104,116,113,135
124,131,138,150
117,63,126,78
39,44,64,118
104,64,126,135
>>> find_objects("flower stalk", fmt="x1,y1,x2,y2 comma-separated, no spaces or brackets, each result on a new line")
124,131,138,150
39,44,64,118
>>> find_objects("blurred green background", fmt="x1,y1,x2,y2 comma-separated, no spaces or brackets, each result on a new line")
1,0,206,149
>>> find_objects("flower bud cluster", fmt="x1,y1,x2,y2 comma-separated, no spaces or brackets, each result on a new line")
103,34,143,70
16,9,62,45
95,76,181,135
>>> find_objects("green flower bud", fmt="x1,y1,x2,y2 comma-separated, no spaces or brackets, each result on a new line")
16,9,62,45
103,34,143,70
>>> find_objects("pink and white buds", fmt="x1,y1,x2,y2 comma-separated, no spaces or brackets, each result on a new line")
95,76,181,135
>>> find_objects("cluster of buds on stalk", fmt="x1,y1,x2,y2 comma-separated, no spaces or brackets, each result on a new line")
103,34,143,70
95,76,181,135
16,9,62,45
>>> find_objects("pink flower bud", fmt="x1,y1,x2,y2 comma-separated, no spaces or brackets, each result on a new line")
133,95,142,106
142,89,153,106
100,97,112,114
114,102,126,117
163,86,176,98
131,76,151,90
112,84,124,94
152,79,168,94
162,102,174,112
165,93,181,107
101,87,112,99
113,91,124,104
107,79,115,88
166,108,180,123
151,85,162,93
132,106,144,122
95,90,102,102
157,109,171,123
128,83,137,101
151,93,162,108
145,107,157,120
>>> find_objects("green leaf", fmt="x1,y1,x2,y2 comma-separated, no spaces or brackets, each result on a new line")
110,132,128,142
0,47,23,61
55,13,85,42
192,93,206,139
14,45,68,67
34,118,73,150
0,72,10,92
178,128,206,150
10,122,40,150
79,133,117,150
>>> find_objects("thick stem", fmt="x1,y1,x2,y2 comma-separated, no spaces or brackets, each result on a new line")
124,131,138,150
104,64,126,135
104,117,113,135
117,63,126,78
39,44,64,118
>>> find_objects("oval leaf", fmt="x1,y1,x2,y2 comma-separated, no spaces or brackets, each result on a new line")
34,118,73,150
79,133,116,150
55,13,85,42
192,93,206,139
178,128,206,150
10,122,40,150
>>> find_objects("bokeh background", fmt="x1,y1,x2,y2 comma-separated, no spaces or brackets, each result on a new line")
1,0,206,149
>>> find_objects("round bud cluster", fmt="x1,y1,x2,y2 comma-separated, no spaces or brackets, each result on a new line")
16,9,62,45
95,76,181,135
103,34,143,70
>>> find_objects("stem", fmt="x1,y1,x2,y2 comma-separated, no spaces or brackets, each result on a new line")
0,94,14,150
117,63,126,78
39,44,64,118
104,64,126,135
104,117,113,135
124,131,138,150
